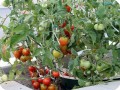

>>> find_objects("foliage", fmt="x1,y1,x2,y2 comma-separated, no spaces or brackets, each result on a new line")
0,0,120,88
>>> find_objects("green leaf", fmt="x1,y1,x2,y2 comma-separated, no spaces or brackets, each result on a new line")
89,31,96,44
96,4,106,18
68,34,75,47
71,48,78,55
78,79,85,87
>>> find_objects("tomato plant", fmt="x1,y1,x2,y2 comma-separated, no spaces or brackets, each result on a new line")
0,0,120,89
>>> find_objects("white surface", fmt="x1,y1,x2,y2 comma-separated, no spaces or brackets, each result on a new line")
116,0,120,4
74,81,120,90
0,81,32,90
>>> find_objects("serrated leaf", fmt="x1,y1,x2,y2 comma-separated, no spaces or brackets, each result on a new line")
78,79,85,87
71,48,78,55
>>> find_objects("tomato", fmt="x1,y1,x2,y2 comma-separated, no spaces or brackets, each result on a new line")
61,21,67,28
32,81,40,89
20,56,27,62
18,46,24,54
48,84,57,90
52,50,61,58
71,25,74,31
52,71,60,78
96,65,102,72
22,48,30,56
85,82,91,86
38,78,43,83
28,66,36,72
98,24,104,30
65,5,71,12
43,77,51,86
59,37,69,46
25,56,32,61
80,59,91,69
13,50,21,59
60,45,67,55
64,30,71,39
31,79,37,84
94,24,98,30
29,71,38,77
94,24,104,31
1,74,8,82
40,84,47,90
39,68,45,75
45,69,50,74
67,50,71,54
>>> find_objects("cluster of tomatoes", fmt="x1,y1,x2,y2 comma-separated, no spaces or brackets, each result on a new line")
28,66,60,90
13,46,32,62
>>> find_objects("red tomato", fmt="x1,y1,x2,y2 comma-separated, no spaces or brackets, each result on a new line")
18,46,24,54
40,84,47,90
59,37,69,46
22,48,30,56
65,5,71,12
61,21,67,28
45,69,49,74
37,78,43,83
48,84,57,90
31,79,37,85
43,77,51,86
64,30,71,39
32,81,40,89
28,66,36,72
71,25,74,31
52,71,60,78
13,50,21,59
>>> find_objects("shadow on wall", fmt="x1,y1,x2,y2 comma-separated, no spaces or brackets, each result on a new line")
0,7,11,38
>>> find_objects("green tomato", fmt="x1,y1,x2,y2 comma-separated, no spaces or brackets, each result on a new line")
39,27,44,31
95,55,99,60
80,60,91,69
85,82,91,86
94,24,99,30
98,24,104,30
96,65,102,72
1,74,8,82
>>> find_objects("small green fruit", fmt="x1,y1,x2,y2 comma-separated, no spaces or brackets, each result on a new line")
1,74,8,82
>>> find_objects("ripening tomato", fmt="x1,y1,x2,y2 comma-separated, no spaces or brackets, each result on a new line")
52,71,60,78
29,71,38,77
40,84,47,90
59,37,69,46
65,5,71,12
48,84,57,90
64,30,71,39
45,69,50,74
39,68,45,75
13,50,21,59
20,56,27,62
28,66,36,72
22,48,30,56
31,79,37,84
32,81,40,89
60,45,67,55
43,77,51,86
52,50,61,58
